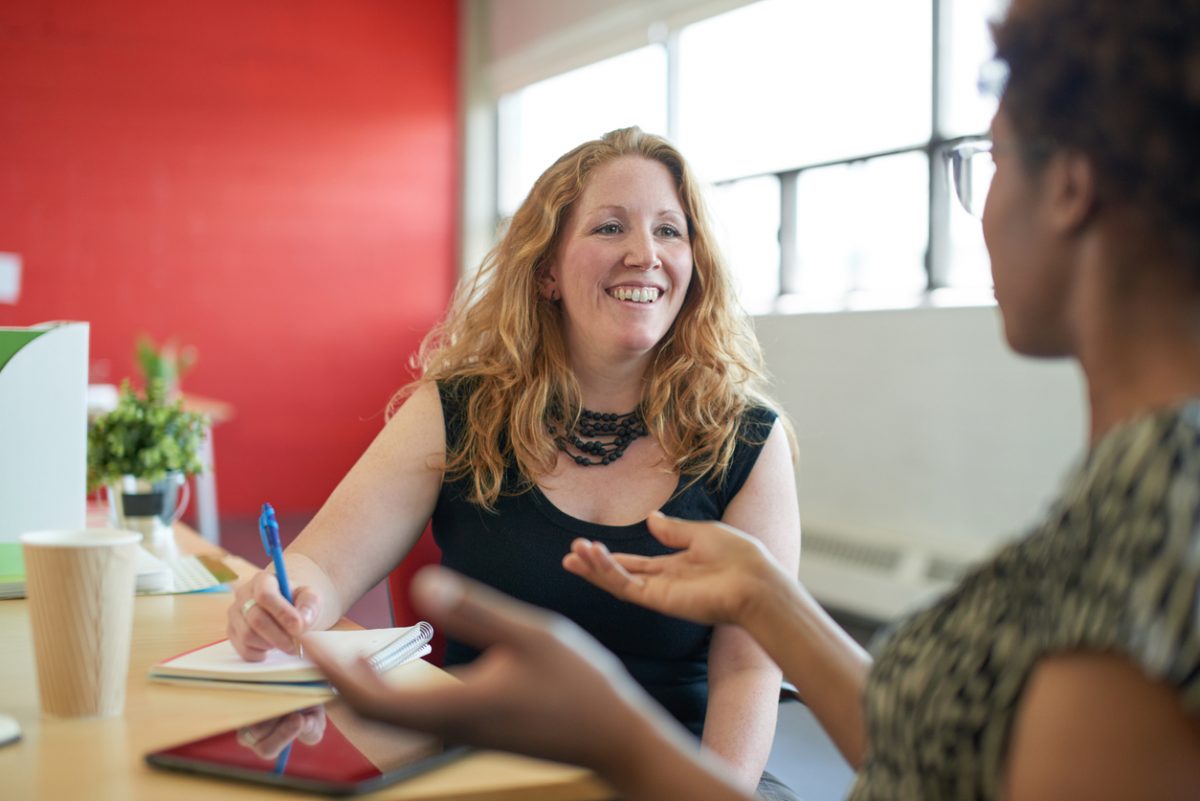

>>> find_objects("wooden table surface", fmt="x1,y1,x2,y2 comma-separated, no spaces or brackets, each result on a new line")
0,526,615,801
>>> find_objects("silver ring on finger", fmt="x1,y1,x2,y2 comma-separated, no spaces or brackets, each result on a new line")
241,598,258,617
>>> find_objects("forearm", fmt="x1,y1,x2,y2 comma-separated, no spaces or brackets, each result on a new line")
276,551,345,630
702,629,782,786
602,700,759,801
742,569,872,767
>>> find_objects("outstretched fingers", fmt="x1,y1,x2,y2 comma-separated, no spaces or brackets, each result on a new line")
644,510,701,549
563,539,659,605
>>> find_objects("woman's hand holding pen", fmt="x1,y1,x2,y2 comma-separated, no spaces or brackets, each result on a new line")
227,570,321,661
229,502,327,661
563,511,788,630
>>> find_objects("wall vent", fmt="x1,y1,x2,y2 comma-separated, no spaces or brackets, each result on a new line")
799,527,997,624
803,531,901,573
925,555,971,584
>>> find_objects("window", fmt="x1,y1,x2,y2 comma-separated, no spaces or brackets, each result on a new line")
788,153,930,306
708,175,781,311
497,46,668,216
677,0,931,180
495,0,1006,312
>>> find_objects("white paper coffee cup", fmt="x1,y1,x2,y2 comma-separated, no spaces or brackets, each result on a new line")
20,529,142,719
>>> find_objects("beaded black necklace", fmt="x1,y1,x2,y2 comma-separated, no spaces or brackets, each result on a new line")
552,408,648,466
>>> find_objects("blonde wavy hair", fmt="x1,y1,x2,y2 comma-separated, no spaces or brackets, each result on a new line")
396,126,790,509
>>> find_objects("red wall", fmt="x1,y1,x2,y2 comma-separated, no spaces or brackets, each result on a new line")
0,1,458,515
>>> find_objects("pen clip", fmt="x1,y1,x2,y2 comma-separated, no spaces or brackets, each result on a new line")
259,503,281,552
259,501,292,604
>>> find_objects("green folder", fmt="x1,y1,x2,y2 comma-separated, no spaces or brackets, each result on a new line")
0,543,25,600
0,329,45,374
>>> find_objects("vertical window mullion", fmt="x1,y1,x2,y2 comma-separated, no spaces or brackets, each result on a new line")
927,0,944,290
665,31,681,143
928,146,951,290
778,170,800,297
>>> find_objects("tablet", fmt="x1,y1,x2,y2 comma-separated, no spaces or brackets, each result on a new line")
145,700,470,796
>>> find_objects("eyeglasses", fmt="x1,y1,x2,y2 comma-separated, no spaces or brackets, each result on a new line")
944,60,1012,219
947,137,995,218
977,58,1008,100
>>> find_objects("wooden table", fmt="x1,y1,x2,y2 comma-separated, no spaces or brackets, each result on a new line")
0,527,615,801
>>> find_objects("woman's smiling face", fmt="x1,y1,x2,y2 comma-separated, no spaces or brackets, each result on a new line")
548,155,694,365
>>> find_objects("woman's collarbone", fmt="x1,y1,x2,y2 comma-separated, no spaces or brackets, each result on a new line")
537,458,679,526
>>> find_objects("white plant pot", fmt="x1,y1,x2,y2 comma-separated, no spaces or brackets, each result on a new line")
104,472,190,559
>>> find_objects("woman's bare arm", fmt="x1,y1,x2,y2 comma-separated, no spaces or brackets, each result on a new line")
228,382,445,658
1004,652,1200,800
701,421,800,784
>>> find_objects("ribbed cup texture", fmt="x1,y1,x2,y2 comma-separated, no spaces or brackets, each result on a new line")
23,539,138,718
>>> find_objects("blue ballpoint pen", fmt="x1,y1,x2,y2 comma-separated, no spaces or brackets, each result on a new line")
258,503,296,776
259,502,302,661
274,742,292,776
258,502,293,604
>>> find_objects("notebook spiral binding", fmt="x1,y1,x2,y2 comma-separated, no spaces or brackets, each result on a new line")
367,621,434,673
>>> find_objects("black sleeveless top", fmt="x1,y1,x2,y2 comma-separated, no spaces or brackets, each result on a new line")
432,380,778,736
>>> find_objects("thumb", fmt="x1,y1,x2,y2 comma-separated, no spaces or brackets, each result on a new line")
645,510,699,550
292,585,320,628
411,566,550,654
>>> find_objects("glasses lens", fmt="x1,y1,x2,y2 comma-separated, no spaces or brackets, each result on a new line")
977,58,1009,100
949,142,994,218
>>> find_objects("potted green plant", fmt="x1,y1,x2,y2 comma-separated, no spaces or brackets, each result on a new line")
88,379,207,556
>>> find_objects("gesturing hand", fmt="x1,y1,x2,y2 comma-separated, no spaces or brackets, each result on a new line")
303,566,654,777
562,511,784,628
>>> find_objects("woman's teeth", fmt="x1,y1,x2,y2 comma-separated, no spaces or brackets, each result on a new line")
609,287,660,303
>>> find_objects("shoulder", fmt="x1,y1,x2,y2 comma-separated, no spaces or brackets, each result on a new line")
431,377,482,438
715,404,790,510
1078,401,1200,583
727,404,783,473
382,382,445,444
1005,651,1200,801
1056,403,1200,598
388,381,443,424
724,404,780,471
1036,401,1200,708
737,404,778,442
1071,401,1200,511
434,376,481,409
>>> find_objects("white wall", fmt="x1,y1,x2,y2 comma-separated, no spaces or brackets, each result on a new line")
755,305,1086,559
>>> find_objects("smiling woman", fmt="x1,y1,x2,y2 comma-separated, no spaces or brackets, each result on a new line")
545,155,694,368
226,127,804,800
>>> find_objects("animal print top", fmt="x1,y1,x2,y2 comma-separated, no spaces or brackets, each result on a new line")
848,402,1200,800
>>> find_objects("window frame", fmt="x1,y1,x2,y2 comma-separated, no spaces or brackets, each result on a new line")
491,0,995,309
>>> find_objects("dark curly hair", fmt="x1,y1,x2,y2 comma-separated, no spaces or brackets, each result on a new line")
992,0,1200,270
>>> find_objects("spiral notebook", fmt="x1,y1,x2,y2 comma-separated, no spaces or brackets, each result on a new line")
149,622,434,694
